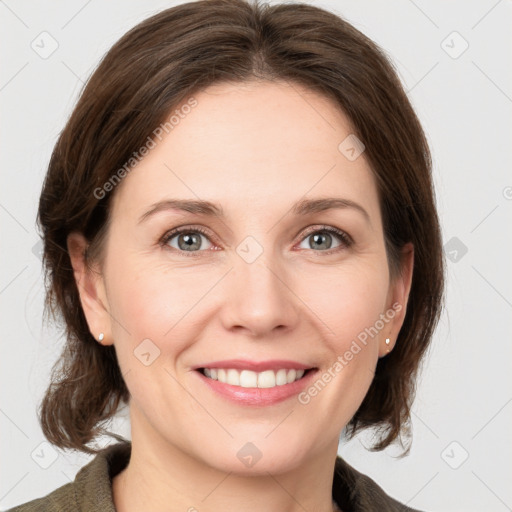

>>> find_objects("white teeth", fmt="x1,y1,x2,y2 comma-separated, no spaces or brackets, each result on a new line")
275,369,288,386
258,370,275,388
239,370,258,388
226,369,240,386
201,367,307,388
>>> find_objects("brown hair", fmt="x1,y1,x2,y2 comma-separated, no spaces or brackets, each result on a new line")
37,0,444,455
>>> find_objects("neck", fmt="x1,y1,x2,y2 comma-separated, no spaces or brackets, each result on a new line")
112,408,340,512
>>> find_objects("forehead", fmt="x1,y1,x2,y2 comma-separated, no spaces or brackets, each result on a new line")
111,80,380,223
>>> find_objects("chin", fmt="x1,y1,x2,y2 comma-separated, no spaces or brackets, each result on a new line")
193,437,311,476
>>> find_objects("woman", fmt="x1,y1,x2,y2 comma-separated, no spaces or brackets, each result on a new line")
8,0,444,510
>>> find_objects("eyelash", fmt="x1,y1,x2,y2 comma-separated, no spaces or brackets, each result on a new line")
159,224,353,257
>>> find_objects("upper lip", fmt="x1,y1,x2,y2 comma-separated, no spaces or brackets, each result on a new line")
193,359,316,372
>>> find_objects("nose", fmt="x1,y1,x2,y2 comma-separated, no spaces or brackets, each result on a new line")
219,249,300,338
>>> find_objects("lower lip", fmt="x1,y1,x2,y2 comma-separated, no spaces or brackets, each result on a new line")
195,369,318,406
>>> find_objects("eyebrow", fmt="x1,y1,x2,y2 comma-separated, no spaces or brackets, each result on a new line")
138,197,371,224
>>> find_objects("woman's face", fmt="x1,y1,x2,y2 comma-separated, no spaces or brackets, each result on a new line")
71,80,412,473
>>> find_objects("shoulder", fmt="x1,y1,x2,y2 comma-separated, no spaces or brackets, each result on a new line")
333,455,426,512
5,480,76,512
5,441,131,512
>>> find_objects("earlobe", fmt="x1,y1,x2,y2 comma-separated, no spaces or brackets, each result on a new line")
66,231,113,345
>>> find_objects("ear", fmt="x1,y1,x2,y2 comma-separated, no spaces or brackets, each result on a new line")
379,242,414,357
67,231,113,346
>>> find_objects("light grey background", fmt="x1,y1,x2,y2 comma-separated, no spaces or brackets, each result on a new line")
1,1,511,511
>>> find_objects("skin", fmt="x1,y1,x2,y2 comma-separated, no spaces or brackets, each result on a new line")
68,80,413,512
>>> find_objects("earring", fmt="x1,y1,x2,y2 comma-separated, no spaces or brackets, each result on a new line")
385,338,391,352
98,332,104,342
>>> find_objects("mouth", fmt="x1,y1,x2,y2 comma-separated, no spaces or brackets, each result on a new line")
191,358,319,405
194,365,318,406
196,367,315,389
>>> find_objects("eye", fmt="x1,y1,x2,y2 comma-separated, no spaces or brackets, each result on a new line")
160,226,215,255
160,224,353,257
297,225,353,254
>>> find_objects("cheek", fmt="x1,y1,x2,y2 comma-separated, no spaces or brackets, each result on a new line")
105,252,218,363
104,262,205,409
290,263,388,436
294,259,390,346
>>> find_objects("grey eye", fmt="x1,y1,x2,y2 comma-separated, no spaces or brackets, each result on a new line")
298,231,342,251
167,231,212,252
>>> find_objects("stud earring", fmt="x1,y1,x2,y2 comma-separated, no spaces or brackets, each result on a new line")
98,332,104,342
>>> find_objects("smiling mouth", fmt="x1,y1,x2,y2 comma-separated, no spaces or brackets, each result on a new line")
197,367,314,388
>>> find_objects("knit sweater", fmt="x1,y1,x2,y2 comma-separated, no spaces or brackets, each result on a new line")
6,441,423,511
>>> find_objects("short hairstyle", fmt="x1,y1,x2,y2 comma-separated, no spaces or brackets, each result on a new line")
37,0,445,455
